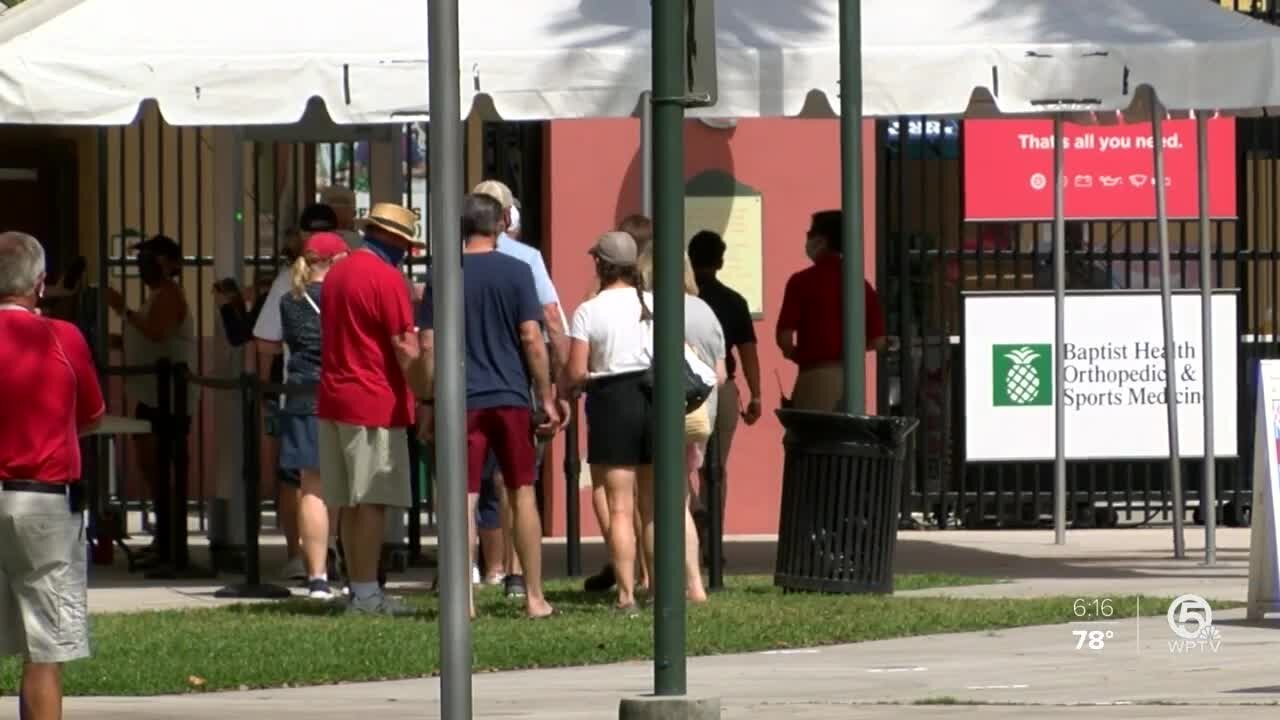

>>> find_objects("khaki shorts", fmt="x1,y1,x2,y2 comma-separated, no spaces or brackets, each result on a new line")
792,365,844,413
318,420,412,509
0,488,89,664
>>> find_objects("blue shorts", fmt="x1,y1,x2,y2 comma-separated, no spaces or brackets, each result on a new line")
279,413,318,473
475,442,545,531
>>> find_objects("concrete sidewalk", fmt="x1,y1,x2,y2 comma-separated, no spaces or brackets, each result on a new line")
65,527,1276,719
86,527,1254,612
67,609,1280,719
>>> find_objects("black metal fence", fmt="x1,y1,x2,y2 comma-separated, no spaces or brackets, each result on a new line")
876,6,1280,528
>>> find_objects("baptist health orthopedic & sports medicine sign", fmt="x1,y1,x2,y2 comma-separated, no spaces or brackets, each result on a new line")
964,292,1238,462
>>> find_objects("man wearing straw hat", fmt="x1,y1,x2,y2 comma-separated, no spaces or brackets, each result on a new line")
316,202,422,615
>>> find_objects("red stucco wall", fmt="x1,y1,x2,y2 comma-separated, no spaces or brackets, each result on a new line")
542,117,876,537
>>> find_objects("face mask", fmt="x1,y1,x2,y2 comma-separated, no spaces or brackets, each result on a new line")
364,233,407,267
138,255,165,284
804,237,821,262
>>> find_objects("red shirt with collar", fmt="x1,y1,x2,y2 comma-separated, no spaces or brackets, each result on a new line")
776,254,885,370
316,250,416,428
0,308,105,484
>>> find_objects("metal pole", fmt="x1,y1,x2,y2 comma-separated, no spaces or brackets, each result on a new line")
564,402,582,577
641,90,654,217
1053,115,1067,545
428,0,473,717
652,0,687,697
704,428,724,591
838,0,866,415
1196,112,1217,565
1152,104,1187,559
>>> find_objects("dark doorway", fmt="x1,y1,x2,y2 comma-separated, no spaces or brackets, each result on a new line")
0,141,78,277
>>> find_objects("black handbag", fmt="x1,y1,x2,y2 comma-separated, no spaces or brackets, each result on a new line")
639,350,713,414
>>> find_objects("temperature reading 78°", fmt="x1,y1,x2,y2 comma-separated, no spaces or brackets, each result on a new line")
1073,629,1113,651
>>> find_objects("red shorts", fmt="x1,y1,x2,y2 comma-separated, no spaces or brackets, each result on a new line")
466,406,535,494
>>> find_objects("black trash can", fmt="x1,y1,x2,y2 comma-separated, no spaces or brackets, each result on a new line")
774,409,918,594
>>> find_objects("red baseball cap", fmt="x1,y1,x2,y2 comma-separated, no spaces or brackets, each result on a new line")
303,232,349,260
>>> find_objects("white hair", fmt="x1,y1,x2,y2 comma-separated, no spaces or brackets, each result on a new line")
0,231,44,298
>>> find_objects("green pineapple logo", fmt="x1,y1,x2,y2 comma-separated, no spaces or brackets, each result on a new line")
993,344,1052,406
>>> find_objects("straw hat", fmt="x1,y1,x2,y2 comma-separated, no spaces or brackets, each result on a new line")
355,203,423,246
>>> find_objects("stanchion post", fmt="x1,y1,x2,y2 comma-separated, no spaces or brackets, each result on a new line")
243,371,264,585
173,363,189,571
564,399,582,578
407,432,427,565
214,371,290,599
154,358,173,564
704,428,724,592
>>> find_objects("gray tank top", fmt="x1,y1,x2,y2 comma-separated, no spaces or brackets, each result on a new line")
124,291,197,412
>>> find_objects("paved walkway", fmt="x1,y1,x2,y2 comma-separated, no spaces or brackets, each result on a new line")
88,527,1254,612
69,527,1274,718
68,609,1280,719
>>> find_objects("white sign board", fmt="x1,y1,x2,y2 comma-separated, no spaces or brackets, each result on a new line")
1248,360,1280,620
964,292,1238,461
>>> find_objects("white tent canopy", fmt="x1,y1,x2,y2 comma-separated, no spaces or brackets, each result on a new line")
3,0,1280,126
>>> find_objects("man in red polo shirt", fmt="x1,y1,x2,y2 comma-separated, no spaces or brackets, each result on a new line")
0,231,104,720
316,203,422,616
776,210,886,412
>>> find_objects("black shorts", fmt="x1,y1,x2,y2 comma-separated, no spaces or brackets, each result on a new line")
584,371,653,466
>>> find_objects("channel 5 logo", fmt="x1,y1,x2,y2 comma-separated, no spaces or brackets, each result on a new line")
1166,594,1222,653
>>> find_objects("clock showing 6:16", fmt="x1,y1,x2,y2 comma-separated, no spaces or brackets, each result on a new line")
1071,598,1118,652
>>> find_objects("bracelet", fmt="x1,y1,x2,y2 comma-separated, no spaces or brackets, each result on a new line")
748,397,762,405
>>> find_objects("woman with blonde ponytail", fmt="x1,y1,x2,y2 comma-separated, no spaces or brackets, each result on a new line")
277,232,350,600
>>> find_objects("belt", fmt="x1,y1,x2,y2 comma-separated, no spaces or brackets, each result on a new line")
1,480,69,495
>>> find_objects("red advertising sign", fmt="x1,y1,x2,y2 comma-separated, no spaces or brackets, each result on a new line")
963,118,1235,221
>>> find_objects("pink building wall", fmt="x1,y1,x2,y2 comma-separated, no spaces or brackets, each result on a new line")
541,117,877,536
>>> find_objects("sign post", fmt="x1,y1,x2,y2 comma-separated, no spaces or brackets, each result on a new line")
1150,102,1187,560
1248,360,1280,620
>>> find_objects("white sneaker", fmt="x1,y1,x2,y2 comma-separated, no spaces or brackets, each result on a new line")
281,556,307,581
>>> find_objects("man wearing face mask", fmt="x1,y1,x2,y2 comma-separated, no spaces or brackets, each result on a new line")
316,202,422,615
776,210,886,412
104,235,196,567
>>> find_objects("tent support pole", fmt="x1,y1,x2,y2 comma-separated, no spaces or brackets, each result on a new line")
1053,114,1067,545
1197,112,1217,565
428,0,473,718
1152,101,1187,560
838,0,866,414
651,0,687,697
641,90,654,217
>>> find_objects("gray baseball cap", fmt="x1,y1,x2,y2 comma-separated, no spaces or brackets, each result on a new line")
589,231,638,267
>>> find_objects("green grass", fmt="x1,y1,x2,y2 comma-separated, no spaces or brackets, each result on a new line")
0,575,1175,696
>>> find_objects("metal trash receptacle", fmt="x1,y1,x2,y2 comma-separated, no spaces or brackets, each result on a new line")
774,409,918,594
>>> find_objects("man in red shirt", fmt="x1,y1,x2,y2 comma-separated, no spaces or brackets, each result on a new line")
316,203,422,616
776,210,887,412
0,231,104,720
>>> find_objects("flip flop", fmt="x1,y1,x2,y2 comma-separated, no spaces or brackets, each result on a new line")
528,607,560,620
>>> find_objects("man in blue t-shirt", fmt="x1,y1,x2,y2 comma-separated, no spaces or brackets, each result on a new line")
416,193,559,619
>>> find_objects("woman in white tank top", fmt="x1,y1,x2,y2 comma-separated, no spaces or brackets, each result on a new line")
104,235,196,566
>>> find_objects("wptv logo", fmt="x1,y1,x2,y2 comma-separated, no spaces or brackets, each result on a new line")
1166,594,1222,654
